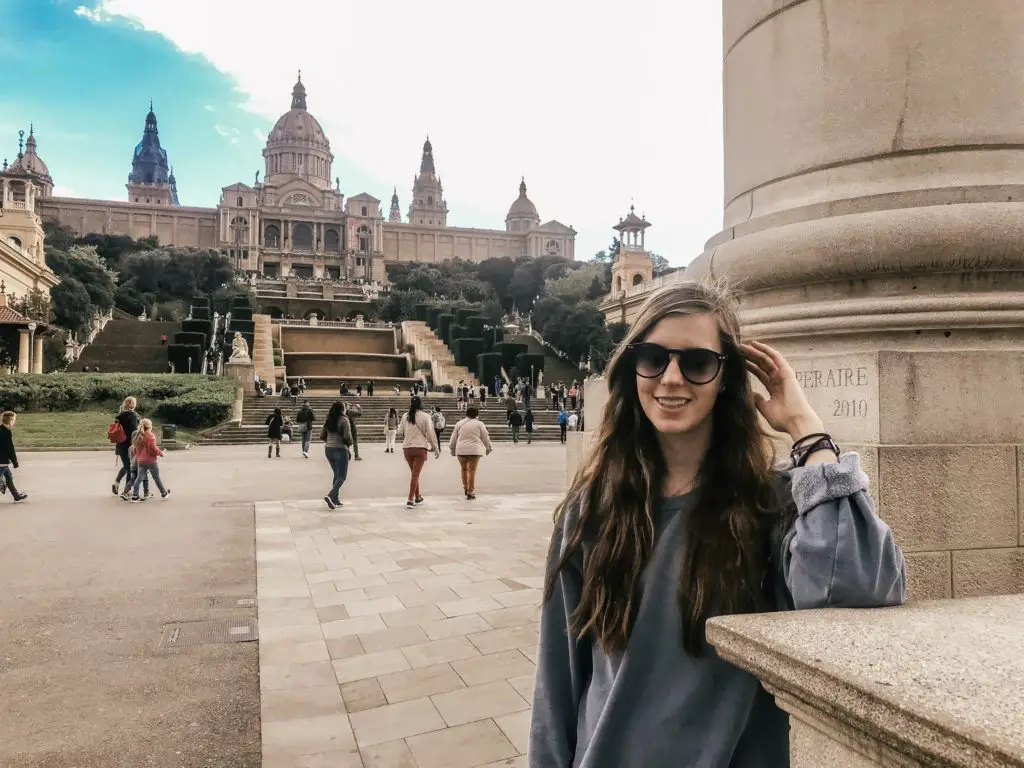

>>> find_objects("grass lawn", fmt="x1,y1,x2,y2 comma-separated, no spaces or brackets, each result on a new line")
11,411,197,450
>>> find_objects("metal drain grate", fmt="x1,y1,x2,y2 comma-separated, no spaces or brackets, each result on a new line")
159,618,258,649
199,596,257,609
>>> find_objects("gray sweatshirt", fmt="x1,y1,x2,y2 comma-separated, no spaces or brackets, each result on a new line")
529,453,907,768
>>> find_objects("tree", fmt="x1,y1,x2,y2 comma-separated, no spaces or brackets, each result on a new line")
547,302,610,364
41,220,77,251
481,298,504,325
50,277,93,337
531,296,568,335
545,262,608,305
46,245,117,312
649,252,675,277
476,258,518,309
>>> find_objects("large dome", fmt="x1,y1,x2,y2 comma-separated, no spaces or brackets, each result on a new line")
268,108,329,147
507,178,539,219
9,128,50,178
262,73,334,190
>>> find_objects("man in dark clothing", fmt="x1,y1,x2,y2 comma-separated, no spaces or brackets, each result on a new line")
508,406,523,444
346,402,363,460
296,400,315,458
0,411,27,501
366,381,374,397
265,408,284,458
113,399,141,496
524,408,534,444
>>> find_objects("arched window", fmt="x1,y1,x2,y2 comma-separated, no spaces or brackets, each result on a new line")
546,239,561,255
361,205,368,217
10,181,26,202
632,273,644,286
324,229,340,252
292,223,313,250
231,216,249,246
236,196,243,207
427,196,433,205
8,236,22,249
264,224,281,248
357,224,371,253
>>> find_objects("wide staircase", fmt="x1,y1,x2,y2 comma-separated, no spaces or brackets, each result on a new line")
402,321,478,388
281,324,418,391
75,319,179,373
252,314,275,386
202,393,566,445
509,333,581,387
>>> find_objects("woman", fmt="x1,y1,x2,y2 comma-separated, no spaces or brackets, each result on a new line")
529,282,906,768
448,405,492,499
384,407,399,453
129,419,170,502
397,396,439,508
321,401,353,509
112,396,140,496
524,408,534,445
0,411,27,502
265,407,284,458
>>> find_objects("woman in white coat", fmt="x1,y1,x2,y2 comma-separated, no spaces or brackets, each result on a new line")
448,406,492,500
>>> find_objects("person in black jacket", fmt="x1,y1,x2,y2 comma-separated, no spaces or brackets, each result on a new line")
508,406,524,444
266,407,284,458
113,397,141,495
0,411,27,501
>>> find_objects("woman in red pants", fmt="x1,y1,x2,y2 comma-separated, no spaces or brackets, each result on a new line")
397,396,440,508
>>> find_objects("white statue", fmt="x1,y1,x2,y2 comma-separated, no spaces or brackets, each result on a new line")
229,331,250,361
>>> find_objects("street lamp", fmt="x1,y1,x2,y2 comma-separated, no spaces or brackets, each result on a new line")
27,321,37,374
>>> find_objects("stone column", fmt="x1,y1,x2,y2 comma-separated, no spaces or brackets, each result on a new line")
32,334,43,374
687,1,1024,600
16,330,29,374
565,378,609,487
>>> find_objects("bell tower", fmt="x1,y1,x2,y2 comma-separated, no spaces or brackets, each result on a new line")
610,205,653,294
407,136,448,226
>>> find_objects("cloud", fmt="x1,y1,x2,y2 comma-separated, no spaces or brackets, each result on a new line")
214,124,229,137
81,0,724,265
204,104,215,112
53,185,82,197
73,5,108,22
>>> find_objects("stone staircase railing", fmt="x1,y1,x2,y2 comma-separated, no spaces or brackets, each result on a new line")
401,320,478,388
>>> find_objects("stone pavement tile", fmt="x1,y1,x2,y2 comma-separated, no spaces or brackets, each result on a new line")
345,595,407,617
450,650,536,687
261,584,314,599
261,624,326,643
438,596,504,618
519,646,539,664
341,678,388,713
430,681,529,728
323,614,387,639
261,639,331,666
495,710,531,754
449,580,513,600
262,713,356,756
262,749,364,768
261,609,323,628
327,635,365,660
420,614,492,641
349,696,446,748
402,636,481,668
416,573,472,590
511,576,544,590
359,738,418,768
492,589,543,608
262,660,340,691
262,684,346,723
358,624,429,653
307,568,357,584
396,586,460,608
468,625,539,655
476,758,527,768
317,605,351,623
507,674,535,704
406,719,518,768
377,663,466,704
381,604,445,628
333,649,411,684
362,580,430,601
384,567,435,584
332,573,390,591
478,605,541,630
261,596,316,612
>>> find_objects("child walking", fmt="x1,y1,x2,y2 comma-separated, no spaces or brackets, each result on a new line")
129,419,171,502
266,407,284,458
0,411,27,502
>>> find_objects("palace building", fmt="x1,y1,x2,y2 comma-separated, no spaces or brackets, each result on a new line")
19,73,576,281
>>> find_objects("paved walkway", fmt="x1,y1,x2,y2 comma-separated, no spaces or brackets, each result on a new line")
256,492,560,768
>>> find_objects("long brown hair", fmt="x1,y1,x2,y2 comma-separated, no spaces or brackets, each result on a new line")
544,280,791,656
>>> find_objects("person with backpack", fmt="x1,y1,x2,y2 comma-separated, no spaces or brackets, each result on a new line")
265,407,284,458
110,396,140,496
557,406,569,444
296,400,315,458
0,411,27,502
508,405,524,444
128,419,170,502
431,407,447,445
524,408,535,444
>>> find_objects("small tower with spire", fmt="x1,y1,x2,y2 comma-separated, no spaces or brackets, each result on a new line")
407,136,448,226
388,187,402,223
1,123,54,198
126,101,179,206
610,204,654,294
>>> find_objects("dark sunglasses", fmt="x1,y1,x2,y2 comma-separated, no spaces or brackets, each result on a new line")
627,343,727,384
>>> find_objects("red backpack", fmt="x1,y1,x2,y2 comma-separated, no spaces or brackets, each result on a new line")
107,420,126,444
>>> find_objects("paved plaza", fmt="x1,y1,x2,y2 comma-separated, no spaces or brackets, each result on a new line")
0,443,566,767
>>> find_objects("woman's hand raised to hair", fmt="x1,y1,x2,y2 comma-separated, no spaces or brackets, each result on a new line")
741,341,824,441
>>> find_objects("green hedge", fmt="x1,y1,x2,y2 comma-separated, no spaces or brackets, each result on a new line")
0,373,234,428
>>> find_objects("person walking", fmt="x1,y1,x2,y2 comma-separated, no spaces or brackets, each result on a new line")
347,401,363,460
480,384,487,406
296,399,315,458
528,281,906,768
449,406,492,499
265,407,284,458
0,411,27,502
398,396,439,508
524,408,535,444
557,406,569,444
111,396,140,496
431,407,447,446
508,405,523,444
567,410,579,432
128,419,170,502
367,380,374,397
321,400,353,509
384,407,399,453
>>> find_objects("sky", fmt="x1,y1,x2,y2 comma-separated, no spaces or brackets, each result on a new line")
0,0,724,265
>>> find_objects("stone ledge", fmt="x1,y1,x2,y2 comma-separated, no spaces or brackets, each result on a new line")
706,597,1024,767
